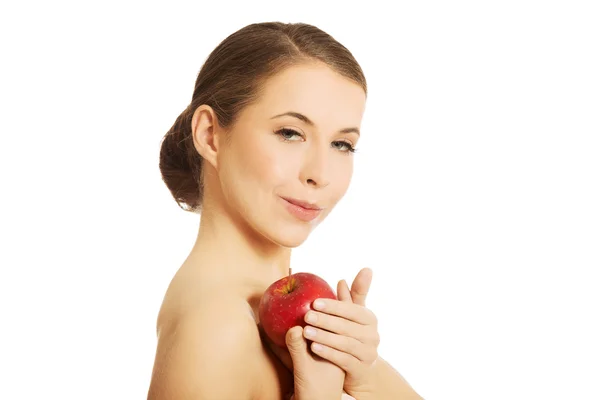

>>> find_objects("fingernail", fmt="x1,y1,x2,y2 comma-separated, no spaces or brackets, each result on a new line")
313,299,325,310
304,326,316,337
312,343,323,352
306,311,317,323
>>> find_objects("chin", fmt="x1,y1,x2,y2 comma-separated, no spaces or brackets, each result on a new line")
235,196,327,249
252,215,321,248
265,223,315,248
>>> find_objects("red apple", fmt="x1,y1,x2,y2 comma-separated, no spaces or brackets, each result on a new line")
259,272,337,348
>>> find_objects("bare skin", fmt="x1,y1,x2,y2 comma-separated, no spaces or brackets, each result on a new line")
148,62,366,399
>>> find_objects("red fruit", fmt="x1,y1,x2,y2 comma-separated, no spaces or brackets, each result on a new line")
259,272,337,348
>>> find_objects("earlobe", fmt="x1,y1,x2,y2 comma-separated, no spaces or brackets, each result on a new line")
191,105,219,169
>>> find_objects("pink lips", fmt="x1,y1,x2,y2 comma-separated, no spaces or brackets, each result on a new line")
280,196,323,222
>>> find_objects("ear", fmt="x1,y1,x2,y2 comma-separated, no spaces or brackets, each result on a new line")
191,105,221,169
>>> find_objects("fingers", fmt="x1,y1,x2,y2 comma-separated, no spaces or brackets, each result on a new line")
311,298,377,326
303,325,378,363
350,268,373,307
337,279,353,303
304,310,377,344
307,338,362,374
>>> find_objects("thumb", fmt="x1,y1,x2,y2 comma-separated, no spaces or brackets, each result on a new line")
285,326,308,365
350,267,373,306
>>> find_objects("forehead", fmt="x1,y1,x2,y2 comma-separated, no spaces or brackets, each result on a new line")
248,63,366,129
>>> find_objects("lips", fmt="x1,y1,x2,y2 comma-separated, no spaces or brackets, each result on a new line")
281,197,323,211
279,196,324,223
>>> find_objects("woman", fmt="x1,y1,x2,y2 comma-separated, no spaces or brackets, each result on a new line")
148,22,422,400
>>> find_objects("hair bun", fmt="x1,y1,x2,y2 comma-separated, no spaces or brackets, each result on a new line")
159,109,202,212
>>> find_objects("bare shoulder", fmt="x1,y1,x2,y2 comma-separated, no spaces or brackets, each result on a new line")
147,294,262,400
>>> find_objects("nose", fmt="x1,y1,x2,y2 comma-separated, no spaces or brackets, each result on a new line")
300,146,330,188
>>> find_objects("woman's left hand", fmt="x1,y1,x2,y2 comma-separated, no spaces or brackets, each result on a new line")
303,268,380,396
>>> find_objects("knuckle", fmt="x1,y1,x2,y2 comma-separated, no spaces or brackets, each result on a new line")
370,311,378,325
359,327,372,343
348,337,360,354
340,353,353,370
373,332,381,346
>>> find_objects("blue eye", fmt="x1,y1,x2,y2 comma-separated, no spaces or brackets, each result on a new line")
332,141,357,154
275,128,303,141
274,128,357,154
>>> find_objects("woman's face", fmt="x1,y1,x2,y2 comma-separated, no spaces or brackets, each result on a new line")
216,62,366,248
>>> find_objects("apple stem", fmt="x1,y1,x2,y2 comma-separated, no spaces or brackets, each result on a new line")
289,267,291,278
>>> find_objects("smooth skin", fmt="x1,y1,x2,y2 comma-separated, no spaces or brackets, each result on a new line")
147,62,421,399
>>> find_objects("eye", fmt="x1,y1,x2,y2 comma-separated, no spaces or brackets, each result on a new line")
332,141,357,153
274,128,304,141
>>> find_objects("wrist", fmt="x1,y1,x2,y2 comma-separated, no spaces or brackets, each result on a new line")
347,357,422,400
343,361,380,400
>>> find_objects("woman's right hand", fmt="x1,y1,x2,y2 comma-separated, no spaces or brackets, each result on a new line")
279,326,346,400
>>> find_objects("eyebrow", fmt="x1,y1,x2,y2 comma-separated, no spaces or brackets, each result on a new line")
271,111,360,136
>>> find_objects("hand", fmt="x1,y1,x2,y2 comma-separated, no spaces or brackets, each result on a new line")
263,325,345,400
303,268,380,396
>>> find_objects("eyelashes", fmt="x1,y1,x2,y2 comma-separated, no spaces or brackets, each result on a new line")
274,128,357,154
275,128,303,141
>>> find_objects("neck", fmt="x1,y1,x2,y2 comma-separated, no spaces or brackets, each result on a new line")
186,191,292,295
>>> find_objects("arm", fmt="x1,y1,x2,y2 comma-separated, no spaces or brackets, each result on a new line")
147,299,260,400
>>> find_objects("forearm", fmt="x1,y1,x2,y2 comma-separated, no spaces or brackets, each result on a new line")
348,357,423,400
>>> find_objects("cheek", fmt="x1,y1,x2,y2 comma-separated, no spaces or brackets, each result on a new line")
250,140,295,183
328,159,354,202
232,135,294,192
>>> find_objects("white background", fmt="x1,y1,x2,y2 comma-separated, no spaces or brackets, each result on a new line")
1,1,598,399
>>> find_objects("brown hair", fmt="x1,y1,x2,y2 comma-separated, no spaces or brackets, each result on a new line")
159,22,367,213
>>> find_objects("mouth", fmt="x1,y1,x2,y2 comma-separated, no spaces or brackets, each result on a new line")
280,196,323,211
280,196,324,222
